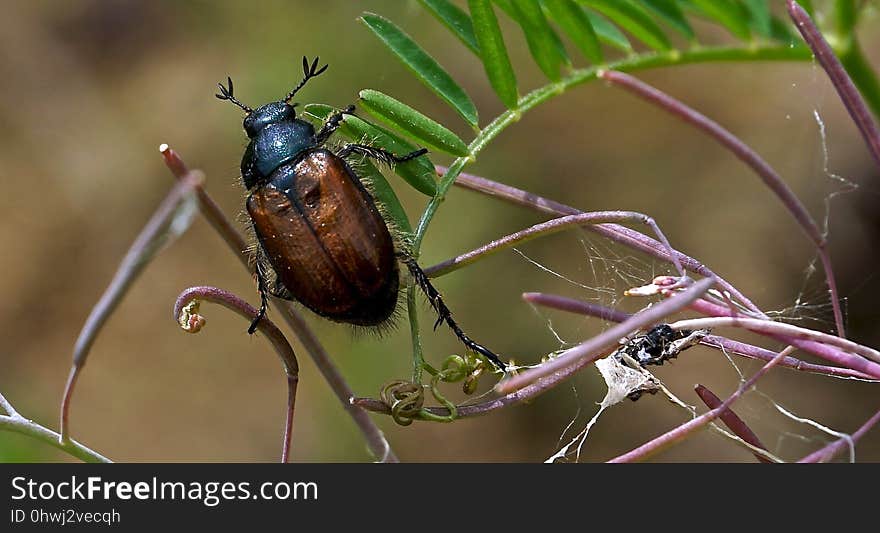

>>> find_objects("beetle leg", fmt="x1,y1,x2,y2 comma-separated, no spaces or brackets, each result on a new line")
313,104,356,145
338,144,428,165
249,261,272,334
403,258,506,371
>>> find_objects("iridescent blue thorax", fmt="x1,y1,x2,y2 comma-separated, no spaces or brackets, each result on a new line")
240,102,316,190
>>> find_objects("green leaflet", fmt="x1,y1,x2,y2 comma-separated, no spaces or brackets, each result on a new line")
359,159,413,235
541,0,603,64
359,89,470,156
496,0,569,81
578,0,671,51
419,0,480,54
468,0,520,109
304,103,438,197
683,0,751,41
361,13,479,127
641,0,694,40
584,8,632,52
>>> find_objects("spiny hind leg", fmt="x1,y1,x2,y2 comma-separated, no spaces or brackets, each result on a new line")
249,254,293,334
402,256,506,371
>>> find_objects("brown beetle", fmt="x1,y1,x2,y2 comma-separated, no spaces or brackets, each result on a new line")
216,57,505,370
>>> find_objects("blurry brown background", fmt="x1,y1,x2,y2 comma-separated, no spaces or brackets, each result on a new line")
1,1,878,462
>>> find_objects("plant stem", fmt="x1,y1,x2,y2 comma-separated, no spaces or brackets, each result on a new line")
161,145,398,463
407,280,425,384
607,348,791,463
497,277,716,394
1,393,110,463
788,2,880,163
446,168,764,315
425,211,685,279
599,69,846,338
798,407,880,463
61,170,202,442
414,44,812,253
524,292,875,380
406,45,810,384
173,285,300,462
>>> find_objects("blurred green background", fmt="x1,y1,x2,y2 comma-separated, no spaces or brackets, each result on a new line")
1,1,879,462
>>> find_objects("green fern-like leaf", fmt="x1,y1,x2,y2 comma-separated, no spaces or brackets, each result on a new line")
541,0,603,64
494,0,570,81
579,0,672,51
359,89,470,156
469,0,520,108
641,0,694,40
352,0,878,252
361,13,479,127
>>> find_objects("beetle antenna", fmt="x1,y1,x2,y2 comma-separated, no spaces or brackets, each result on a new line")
216,76,254,114
283,56,329,103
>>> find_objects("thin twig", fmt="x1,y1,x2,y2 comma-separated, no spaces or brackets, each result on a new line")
160,144,250,264
1,393,110,463
677,290,880,378
671,317,880,368
425,211,686,279
522,292,874,380
61,171,203,442
352,282,713,420
173,285,298,462
798,407,880,463
608,348,792,463
497,278,716,394
446,167,765,317
0,393,19,418
599,69,846,339
787,1,880,168
160,145,397,462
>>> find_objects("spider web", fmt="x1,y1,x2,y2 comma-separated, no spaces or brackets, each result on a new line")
515,70,872,463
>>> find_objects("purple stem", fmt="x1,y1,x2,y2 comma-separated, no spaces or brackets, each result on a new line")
683,297,880,378
352,281,704,420
497,278,716,394
174,286,298,462
523,293,631,323
608,349,789,463
161,145,397,463
522,292,874,379
282,375,298,464
599,70,846,339
694,384,771,463
445,167,765,316
787,1,880,168
160,145,249,264
61,171,203,442
425,211,685,279
797,407,880,463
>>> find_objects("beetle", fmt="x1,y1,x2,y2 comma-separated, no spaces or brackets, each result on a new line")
216,56,505,371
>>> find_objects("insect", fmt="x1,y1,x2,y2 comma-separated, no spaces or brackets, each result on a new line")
216,56,506,371
618,324,708,367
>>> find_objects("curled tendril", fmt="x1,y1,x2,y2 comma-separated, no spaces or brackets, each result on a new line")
378,356,488,425
380,381,424,426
